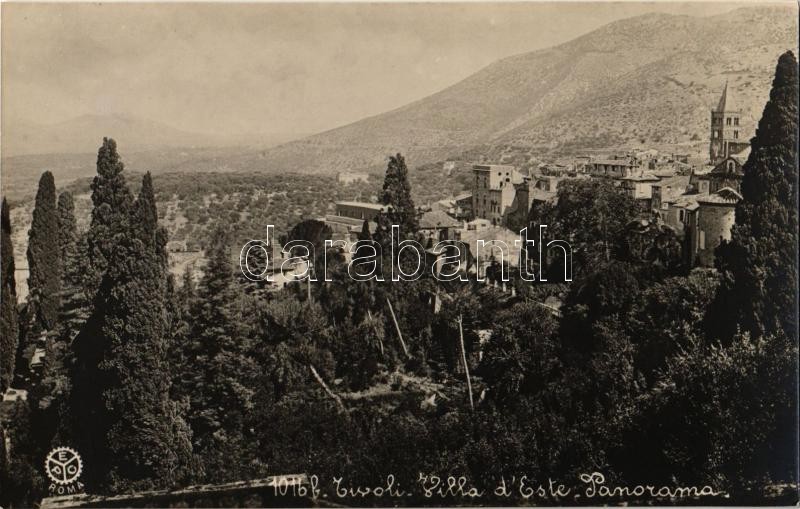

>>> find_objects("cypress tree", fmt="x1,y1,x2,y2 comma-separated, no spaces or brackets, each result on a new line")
27,171,61,329
188,226,257,482
180,264,196,304
71,171,193,492
57,192,80,288
380,153,419,237
168,265,195,398
358,219,372,242
87,138,133,294
714,51,799,340
1,199,19,391
352,220,376,278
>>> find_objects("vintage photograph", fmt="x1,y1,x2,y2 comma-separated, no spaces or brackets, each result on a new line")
1,1,798,507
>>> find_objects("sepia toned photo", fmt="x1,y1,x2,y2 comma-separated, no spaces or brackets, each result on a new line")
0,1,798,507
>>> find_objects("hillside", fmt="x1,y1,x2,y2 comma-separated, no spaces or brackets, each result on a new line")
2,6,796,204
248,6,797,174
1,146,252,203
2,114,302,157
4,114,215,157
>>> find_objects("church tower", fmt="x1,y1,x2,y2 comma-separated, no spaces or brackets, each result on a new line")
709,81,749,165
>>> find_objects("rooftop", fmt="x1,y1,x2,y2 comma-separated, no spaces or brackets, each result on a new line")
473,164,516,172
698,187,742,204
714,81,742,113
591,159,636,167
419,209,461,229
730,146,751,164
335,201,385,211
622,174,661,182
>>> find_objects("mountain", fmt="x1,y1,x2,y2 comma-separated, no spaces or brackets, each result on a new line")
249,5,797,174
2,114,300,157
3,115,212,156
1,115,306,202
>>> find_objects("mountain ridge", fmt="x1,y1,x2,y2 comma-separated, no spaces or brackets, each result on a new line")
250,5,797,174
2,113,300,157
2,6,796,179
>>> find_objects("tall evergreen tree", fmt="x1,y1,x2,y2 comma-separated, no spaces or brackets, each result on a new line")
180,264,196,304
87,138,133,294
57,192,80,288
71,171,193,492
187,227,258,482
379,153,418,237
358,219,372,242
714,51,799,340
1,199,20,391
168,265,196,398
27,171,61,329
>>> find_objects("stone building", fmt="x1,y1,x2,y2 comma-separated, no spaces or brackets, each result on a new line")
702,147,749,194
419,209,461,245
709,81,750,165
684,187,741,267
324,201,385,239
647,86,751,268
619,174,661,210
471,164,523,226
651,175,693,234
585,157,638,178
504,180,557,231
453,192,474,220
332,201,385,221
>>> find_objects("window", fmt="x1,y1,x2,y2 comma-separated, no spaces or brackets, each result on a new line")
734,117,739,126
718,130,723,139
726,117,731,126
711,131,716,139
679,210,685,222
733,131,739,139
727,161,734,172
699,230,706,250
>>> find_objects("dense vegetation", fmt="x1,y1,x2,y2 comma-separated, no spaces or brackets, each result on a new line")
0,52,797,507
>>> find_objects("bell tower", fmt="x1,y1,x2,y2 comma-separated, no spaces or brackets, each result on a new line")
709,81,748,165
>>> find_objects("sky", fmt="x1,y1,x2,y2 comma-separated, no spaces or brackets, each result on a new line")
1,2,760,140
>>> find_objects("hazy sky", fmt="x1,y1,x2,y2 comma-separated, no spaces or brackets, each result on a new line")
2,2,755,139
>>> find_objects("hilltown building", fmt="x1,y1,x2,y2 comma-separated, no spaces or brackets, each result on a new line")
620,174,661,210
709,81,750,165
646,84,750,268
470,164,559,228
684,187,742,266
585,156,639,178
432,193,473,221
419,209,462,245
325,201,385,240
320,82,749,271
471,164,523,225
697,147,749,194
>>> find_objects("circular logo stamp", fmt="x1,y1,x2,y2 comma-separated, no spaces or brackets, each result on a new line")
45,447,83,486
